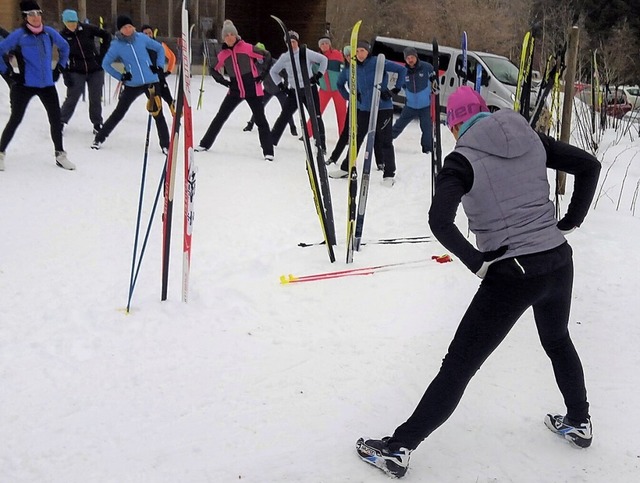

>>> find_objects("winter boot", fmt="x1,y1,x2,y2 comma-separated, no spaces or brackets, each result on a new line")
356,437,411,478
243,121,254,132
328,168,349,179
544,414,592,448
194,145,209,152
55,151,76,170
290,125,298,136
91,139,102,150
382,177,396,187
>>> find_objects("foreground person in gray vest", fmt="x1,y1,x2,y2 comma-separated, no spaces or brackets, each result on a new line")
356,86,601,478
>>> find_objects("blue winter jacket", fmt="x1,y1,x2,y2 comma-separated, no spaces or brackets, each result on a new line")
0,25,69,88
336,55,406,111
402,59,433,109
102,32,164,87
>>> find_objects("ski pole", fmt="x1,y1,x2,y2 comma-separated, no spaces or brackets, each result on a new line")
298,235,433,247
130,165,167,292
126,114,154,312
280,258,430,284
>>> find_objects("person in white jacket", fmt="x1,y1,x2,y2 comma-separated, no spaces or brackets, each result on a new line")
269,31,327,151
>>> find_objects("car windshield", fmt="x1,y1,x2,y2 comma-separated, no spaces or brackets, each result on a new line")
480,55,520,86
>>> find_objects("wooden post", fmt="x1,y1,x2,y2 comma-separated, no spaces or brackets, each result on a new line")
558,26,579,194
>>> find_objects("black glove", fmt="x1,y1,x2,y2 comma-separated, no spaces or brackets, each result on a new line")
254,76,262,84
380,89,393,101
150,65,162,74
213,76,231,88
476,245,508,278
63,72,74,88
1,70,17,88
278,82,288,92
121,72,132,82
391,87,401,95
52,64,64,82
310,71,323,85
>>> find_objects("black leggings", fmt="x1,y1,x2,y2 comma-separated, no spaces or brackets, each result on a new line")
392,244,589,450
96,83,170,149
0,84,63,152
199,95,273,156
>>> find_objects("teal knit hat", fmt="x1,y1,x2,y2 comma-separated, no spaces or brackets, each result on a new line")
62,9,79,22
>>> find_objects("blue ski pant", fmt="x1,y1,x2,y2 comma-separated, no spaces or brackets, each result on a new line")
392,105,432,153
390,243,589,451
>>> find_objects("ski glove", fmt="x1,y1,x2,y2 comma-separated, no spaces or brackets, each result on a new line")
1,70,17,88
310,71,323,85
52,64,64,82
475,245,508,279
150,65,162,74
380,88,400,101
63,72,73,88
278,82,289,92
213,77,231,88
121,72,132,82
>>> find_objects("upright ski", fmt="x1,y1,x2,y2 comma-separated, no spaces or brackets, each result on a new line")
460,31,468,85
529,42,566,131
182,5,196,302
271,15,335,263
345,20,362,263
514,31,535,118
299,45,336,246
475,64,483,92
161,52,185,300
354,53,385,251
430,39,442,198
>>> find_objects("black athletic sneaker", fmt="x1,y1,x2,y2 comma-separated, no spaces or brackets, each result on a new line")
544,414,592,448
356,437,411,478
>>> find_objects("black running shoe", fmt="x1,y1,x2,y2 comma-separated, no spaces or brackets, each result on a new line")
544,414,592,448
356,436,411,478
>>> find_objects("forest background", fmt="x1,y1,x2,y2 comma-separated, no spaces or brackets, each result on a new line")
326,0,640,86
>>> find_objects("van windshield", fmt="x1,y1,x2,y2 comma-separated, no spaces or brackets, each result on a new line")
480,56,520,86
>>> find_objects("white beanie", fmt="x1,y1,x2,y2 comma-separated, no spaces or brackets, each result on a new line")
221,19,238,38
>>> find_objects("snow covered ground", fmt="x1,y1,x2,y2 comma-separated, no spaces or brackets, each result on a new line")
1,76,639,482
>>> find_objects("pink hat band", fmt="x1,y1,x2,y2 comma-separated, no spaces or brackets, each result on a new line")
446,86,489,128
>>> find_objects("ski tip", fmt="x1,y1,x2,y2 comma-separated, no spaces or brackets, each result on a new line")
280,274,297,284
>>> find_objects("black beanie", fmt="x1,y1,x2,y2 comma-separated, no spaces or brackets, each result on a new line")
20,0,40,13
403,47,418,59
357,40,371,53
116,15,134,30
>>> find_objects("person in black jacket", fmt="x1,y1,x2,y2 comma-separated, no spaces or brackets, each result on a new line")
59,9,110,134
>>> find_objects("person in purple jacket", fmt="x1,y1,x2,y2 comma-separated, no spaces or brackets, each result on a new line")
356,86,601,478
0,0,74,170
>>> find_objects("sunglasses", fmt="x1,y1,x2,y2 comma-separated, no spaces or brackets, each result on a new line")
23,10,43,17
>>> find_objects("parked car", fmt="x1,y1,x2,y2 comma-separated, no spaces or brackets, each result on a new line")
620,85,640,108
606,89,633,119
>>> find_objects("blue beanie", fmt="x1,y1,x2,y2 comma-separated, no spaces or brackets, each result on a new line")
62,9,79,23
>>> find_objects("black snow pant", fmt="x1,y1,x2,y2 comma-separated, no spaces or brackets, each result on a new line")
0,84,64,153
390,243,589,451
60,70,105,129
199,95,274,157
338,108,395,178
271,86,325,150
95,83,170,150
249,90,296,132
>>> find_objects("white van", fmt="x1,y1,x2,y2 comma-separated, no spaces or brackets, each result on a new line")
371,36,525,113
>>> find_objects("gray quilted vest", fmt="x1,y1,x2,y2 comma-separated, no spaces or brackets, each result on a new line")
455,110,565,259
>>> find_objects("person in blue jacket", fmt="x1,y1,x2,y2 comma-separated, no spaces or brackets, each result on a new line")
0,0,74,171
392,47,435,154
328,40,406,185
92,15,169,153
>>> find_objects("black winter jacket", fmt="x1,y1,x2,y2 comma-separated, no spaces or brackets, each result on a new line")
59,23,111,75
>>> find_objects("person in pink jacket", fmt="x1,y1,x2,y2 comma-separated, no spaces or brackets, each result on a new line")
195,20,274,161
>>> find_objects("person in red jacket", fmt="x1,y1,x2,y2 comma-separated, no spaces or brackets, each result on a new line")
195,20,274,161
305,36,346,140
